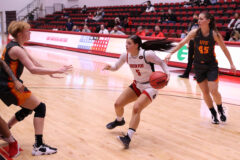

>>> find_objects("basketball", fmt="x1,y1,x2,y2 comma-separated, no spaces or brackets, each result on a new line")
149,71,168,89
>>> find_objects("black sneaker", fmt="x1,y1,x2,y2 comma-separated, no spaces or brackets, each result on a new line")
117,134,131,149
218,106,227,122
106,118,125,129
211,115,220,124
178,74,189,78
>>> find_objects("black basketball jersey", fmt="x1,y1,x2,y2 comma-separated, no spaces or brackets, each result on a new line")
194,29,217,64
0,41,24,82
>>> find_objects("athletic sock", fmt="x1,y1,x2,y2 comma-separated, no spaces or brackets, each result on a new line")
209,107,217,118
35,135,43,147
217,104,223,113
127,128,136,139
117,116,123,122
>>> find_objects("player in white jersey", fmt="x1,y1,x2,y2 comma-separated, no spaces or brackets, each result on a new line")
103,35,174,149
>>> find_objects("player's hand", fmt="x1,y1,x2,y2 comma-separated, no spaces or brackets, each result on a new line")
13,80,25,93
164,53,172,64
102,64,111,71
230,64,236,75
58,65,73,73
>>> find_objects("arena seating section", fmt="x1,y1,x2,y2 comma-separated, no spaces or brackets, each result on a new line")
30,0,240,38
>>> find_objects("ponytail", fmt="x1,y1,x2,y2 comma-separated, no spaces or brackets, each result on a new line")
128,35,174,52
141,39,174,51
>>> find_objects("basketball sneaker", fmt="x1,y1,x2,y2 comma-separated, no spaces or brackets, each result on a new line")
117,134,131,149
106,118,125,129
218,106,227,122
9,140,20,158
211,115,219,124
32,143,57,156
178,74,189,78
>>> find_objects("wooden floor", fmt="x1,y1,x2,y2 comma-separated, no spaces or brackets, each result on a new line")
0,44,240,160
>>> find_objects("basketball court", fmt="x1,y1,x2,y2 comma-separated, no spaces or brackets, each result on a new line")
0,40,239,159
1,0,240,158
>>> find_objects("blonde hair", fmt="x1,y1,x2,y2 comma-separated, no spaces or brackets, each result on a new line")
8,21,30,38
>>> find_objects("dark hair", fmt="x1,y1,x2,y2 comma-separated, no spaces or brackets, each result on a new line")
200,12,218,32
128,35,174,51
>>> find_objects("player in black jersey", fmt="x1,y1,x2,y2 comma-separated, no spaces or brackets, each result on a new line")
165,12,236,124
0,59,25,158
0,21,72,156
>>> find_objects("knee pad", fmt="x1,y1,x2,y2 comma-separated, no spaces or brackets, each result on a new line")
34,102,46,118
15,108,33,121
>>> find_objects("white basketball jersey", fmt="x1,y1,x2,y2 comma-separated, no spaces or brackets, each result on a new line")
126,49,154,83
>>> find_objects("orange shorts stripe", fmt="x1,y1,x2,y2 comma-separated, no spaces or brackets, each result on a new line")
7,82,32,106
214,76,219,82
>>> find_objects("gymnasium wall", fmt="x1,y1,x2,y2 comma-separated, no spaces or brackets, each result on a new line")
22,30,240,76
42,0,186,8
0,0,33,33
0,0,33,11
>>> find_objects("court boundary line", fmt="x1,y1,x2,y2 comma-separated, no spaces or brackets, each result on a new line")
28,86,240,107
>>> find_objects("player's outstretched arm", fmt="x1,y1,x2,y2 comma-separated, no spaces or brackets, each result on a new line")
10,46,72,75
165,29,197,63
102,53,127,71
213,31,236,74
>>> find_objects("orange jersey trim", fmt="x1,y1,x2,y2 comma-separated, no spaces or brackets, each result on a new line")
7,82,31,106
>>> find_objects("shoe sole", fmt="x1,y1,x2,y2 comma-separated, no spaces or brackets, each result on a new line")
106,124,124,130
179,76,189,78
106,122,125,130
32,150,57,156
220,119,227,124
117,136,129,149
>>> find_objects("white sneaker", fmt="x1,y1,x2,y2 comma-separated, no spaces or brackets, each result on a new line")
32,143,57,156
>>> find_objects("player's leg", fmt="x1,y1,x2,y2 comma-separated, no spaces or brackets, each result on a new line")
118,89,153,149
0,116,20,158
198,79,219,124
7,107,33,129
208,81,226,122
21,94,57,156
129,93,151,130
106,87,138,129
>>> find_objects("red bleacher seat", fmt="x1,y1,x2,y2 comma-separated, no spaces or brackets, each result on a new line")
168,29,176,37
219,31,226,37
30,0,240,37
176,30,182,38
